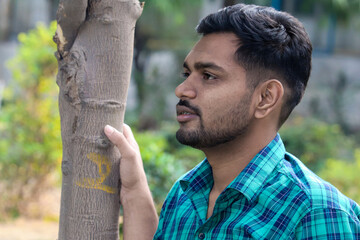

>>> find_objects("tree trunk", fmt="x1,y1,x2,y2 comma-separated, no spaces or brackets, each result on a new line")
54,0,142,239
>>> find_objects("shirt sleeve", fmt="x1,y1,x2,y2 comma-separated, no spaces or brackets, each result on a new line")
153,206,165,240
295,208,360,239
153,181,181,240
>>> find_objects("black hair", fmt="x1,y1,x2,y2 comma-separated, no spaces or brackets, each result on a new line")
196,4,312,127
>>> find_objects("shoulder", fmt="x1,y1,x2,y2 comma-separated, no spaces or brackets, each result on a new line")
273,152,360,237
279,152,360,214
295,207,360,239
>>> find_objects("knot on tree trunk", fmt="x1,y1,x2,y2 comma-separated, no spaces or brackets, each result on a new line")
57,49,87,109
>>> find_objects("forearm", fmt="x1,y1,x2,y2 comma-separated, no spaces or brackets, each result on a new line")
121,183,158,240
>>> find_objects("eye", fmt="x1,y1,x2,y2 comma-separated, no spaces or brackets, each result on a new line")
180,72,190,79
203,72,217,80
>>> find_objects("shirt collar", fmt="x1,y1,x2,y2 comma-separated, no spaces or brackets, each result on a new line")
179,134,285,202
227,133,285,202
179,158,213,195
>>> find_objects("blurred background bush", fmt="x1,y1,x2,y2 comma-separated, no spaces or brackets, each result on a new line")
0,0,359,227
0,22,60,220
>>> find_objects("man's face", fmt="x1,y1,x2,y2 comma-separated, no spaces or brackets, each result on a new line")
175,33,254,149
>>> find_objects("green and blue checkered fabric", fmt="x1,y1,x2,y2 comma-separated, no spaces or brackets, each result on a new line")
153,134,360,239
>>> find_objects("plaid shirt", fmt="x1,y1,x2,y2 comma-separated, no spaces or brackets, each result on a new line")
153,134,360,239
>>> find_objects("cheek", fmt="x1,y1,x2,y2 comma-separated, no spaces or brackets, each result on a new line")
201,94,239,119
198,84,249,118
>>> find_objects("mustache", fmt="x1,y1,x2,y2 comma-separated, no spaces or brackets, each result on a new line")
177,100,201,116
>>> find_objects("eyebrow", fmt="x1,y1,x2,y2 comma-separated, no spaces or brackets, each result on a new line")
183,61,225,73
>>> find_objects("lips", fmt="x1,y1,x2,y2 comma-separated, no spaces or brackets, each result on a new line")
176,105,199,123
176,105,196,115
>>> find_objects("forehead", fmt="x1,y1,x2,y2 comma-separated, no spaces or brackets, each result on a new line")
185,32,239,67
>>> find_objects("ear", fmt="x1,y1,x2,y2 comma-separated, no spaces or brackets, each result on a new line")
254,79,284,119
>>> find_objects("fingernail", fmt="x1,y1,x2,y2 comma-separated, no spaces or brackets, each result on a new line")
104,125,115,135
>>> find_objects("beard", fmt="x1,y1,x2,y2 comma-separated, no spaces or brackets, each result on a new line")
176,96,252,149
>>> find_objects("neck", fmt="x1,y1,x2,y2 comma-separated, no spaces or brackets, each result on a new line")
201,125,277,193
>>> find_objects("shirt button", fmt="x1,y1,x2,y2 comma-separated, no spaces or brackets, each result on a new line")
198,233,205,239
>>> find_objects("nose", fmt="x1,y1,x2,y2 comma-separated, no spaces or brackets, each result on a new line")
175,79,196,100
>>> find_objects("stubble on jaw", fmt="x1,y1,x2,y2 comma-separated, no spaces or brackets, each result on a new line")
176,94,252,149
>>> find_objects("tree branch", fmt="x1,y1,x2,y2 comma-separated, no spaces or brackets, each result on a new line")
54,0,88,58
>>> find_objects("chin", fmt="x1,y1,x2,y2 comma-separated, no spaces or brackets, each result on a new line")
175,128,201,147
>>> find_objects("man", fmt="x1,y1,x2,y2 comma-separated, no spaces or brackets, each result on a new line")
104,3,360,239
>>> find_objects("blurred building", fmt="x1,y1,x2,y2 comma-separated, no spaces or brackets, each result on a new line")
278,0,360,132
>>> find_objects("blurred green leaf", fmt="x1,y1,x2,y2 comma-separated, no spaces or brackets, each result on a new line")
319,149,360,204
280,117,355,172
133,127,203,211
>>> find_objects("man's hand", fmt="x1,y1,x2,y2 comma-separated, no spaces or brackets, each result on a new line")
104,124,158,239
104,124,146,201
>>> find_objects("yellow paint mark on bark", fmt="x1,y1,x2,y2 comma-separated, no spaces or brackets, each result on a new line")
56,24,67,53
76,153,117,194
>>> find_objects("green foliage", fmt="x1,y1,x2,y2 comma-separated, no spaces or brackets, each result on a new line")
134,127,204,210
135,0,201,56
134,130,182,209
299,0,360,22
0,21,60,218
150,0,201,26
319,0,360,21
319,149,360,204
280,117,355,172
281,117,360,203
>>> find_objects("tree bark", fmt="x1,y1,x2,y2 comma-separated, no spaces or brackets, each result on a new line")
54,0,143,239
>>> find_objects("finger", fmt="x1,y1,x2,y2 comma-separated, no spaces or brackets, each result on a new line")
123,124,134,140
123,124,139,149
104,125,133,156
